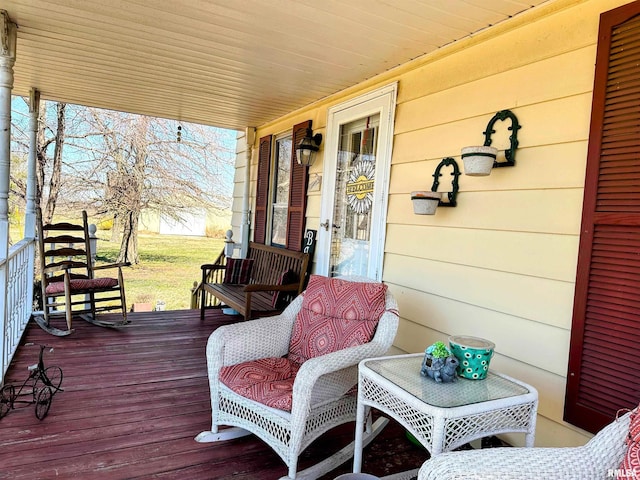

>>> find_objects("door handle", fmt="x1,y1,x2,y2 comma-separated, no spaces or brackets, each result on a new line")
320,220,340,231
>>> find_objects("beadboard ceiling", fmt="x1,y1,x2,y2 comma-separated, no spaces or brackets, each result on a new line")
3,0,549,131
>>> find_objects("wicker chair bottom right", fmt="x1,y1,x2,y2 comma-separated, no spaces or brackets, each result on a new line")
418,407,637,480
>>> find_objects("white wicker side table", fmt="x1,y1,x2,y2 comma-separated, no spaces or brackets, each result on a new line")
353,353,538,476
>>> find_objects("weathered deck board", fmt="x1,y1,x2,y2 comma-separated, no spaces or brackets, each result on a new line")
0,309,427,480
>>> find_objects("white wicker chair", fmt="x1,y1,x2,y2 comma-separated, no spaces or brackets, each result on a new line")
417,410,632,480
196,275,399,480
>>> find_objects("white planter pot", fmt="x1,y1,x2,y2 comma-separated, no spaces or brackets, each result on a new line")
461,146,498,176
411,191,441,215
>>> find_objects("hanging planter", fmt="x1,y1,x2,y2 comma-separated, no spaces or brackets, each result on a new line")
461,145,498,176
410,158,461,215
411,191,441,215
461,110,522,176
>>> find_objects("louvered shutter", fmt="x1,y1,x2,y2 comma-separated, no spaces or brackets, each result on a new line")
285,121,311,251
565,2,640,433
253,135,272,245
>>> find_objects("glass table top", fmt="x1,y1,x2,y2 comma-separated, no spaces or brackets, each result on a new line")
365,355,530,408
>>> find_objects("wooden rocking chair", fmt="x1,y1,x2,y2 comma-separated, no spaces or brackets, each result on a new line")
35,210,129,336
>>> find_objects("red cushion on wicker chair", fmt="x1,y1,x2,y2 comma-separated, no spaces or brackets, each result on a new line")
621,442,640,475
620,406,640,475
287,275,387,365
629,406,640,442
219,357,301,411
45,277,119,295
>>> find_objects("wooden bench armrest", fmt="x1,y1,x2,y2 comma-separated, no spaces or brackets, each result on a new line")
201,264,225,271
243,282,299,293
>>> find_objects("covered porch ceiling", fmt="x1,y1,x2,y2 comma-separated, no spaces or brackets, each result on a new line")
4,0,549,131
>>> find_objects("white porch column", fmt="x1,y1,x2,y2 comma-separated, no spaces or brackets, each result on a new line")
0,11,16,252
24,88,39,239
0,10,17,381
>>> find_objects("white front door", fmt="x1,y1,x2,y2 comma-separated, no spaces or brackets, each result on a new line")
317,83,397,280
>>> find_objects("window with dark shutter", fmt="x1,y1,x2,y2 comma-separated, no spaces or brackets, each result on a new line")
286,120,311,251
253,135,272,245
270,134,293,247
565,1,640,433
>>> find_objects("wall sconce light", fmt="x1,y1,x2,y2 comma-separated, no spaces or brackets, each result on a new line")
462,109,521,176
411,157,460,215
296,128,323,166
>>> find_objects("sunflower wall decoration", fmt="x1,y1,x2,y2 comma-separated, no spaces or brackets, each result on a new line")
345,160,375,214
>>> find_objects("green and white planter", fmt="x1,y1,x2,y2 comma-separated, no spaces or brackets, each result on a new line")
449,335,495,380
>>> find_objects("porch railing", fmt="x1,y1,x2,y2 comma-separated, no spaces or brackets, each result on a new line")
1,237,35,383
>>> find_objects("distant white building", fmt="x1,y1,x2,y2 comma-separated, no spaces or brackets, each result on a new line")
159,210,206,236
139,208,231,237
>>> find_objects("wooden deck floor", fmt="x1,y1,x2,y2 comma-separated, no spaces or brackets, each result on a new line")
0,309,428,480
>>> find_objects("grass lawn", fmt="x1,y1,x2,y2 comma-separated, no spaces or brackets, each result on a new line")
95,232,225,310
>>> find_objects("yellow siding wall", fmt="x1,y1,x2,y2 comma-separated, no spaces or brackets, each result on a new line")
234,0,632,447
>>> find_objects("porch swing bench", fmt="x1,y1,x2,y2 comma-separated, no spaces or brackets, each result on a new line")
199,242,309,321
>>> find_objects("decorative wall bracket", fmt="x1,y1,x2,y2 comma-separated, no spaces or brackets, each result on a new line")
462,109,521,176
483,109,521,168
431,157,460,207
411,157,460,215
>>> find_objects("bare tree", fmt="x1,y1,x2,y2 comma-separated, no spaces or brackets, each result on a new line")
10,98,68,225
106,115,149,264
11,98,235,264
62,106,234,264
42,103,66,224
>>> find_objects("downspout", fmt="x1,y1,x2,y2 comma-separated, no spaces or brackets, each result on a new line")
240,127,256,258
